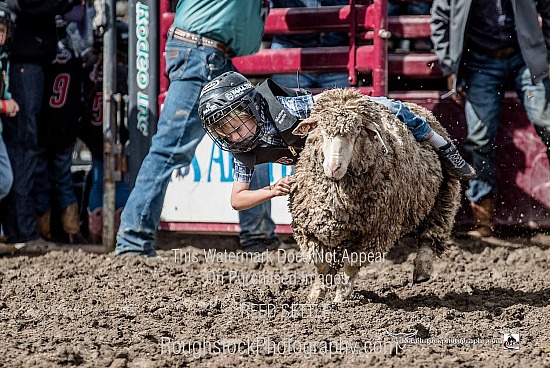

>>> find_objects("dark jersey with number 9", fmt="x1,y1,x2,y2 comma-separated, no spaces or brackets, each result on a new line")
38,46,84,150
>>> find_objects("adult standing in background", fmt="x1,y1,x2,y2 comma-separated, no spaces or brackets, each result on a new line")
431,0,550,237
0,0,79,247
0,2,19,202
79,18,130,245
34,15,84,244
116,0,269,256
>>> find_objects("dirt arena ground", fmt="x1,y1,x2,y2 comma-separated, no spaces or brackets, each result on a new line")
1,231,549,367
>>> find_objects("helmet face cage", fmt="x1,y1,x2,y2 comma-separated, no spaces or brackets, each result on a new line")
203,94,264,153
0,4,15,50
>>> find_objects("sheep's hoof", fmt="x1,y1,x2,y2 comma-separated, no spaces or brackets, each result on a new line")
413,267,431,283
308,287,326,302
413,246,434,284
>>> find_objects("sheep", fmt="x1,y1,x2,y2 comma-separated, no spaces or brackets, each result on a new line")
288,88,461,303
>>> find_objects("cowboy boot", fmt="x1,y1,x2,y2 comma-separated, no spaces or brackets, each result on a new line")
467,198,495,238
36,208,51,240
61,202,84,244
88,208,103,245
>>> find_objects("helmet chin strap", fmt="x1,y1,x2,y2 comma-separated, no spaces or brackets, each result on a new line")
248,94,265,128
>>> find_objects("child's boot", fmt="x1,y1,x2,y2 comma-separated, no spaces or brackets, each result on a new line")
437,142,476,180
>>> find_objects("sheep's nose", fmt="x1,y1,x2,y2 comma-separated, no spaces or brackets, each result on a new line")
324,162,342,179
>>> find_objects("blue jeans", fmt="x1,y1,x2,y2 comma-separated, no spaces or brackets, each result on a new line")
0,63,45,243
0,134,12,200
238,163,278,247
116,35,234,256
88,155,129,211
368,96,433,141
33,144,77,214
461,51,550,203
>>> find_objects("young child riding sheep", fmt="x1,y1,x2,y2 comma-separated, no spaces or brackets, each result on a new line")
198,71,474,211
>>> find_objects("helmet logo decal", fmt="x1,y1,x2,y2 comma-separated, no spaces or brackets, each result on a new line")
55,48,73,64
200,79,220,97
224,82,253,101
275,157,294,165
201,102,215,115
275,110,287,125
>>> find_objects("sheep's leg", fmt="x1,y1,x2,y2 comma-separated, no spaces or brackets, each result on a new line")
309,260,334,303
413,243,434,283
333,261,360,303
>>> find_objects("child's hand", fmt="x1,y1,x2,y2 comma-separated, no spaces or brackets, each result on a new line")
269,176,291,197
2,99,19,117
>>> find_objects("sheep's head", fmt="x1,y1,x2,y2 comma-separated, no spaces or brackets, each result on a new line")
293,89,384,180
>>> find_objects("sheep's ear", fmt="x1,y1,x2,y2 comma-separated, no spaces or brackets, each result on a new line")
363,121,381,134
292,118,317,136
363,121,389,154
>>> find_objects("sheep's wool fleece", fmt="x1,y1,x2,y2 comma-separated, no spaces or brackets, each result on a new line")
289,89,461,258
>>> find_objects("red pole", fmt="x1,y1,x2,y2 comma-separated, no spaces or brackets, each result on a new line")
347,0,357,86
372,0,388,96
159,0,171,97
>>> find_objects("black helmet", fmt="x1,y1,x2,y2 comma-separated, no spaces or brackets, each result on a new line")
0,2,16,50
199,71,264,153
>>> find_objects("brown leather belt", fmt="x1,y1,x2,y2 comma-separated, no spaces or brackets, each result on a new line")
471,45,519,59
171,27,231,56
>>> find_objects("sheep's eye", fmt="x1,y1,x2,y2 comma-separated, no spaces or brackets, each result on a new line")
355,126,362,133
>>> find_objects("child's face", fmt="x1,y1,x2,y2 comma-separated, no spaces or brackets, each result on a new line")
0,24,6,46
224,115,257,143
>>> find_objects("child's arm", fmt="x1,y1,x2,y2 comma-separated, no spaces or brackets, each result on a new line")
230,177,291,211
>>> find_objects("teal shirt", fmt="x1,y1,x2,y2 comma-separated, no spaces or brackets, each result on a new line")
174,0,267,57
0,51,11,135
0,55,11,100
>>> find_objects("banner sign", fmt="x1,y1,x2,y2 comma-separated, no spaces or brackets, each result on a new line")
128,0,159,188
161,138,293,226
